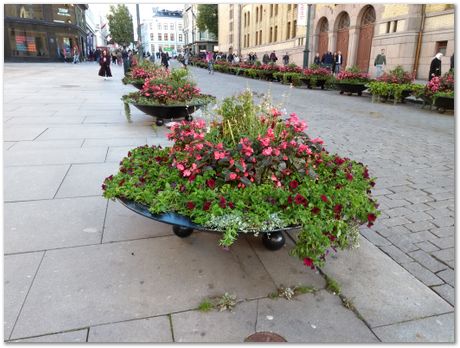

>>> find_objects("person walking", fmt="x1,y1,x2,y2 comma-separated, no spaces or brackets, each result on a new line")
282,52,290,66
269,50,278,63
331,52,337,74
98,49,112,80
72,46,79,64
374,48,386,78
122,49,130,75
262,53,270,64
206,50,214,74
429,53,443,80
160,50,169,69
183,49,190,69
335,51,343,74
313,52,321,65
323,51,333,71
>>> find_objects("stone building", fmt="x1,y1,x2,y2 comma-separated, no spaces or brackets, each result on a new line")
183,4,217,54
311,4,454,79
4,4,88,62
218,4,454,79
140,8,184,57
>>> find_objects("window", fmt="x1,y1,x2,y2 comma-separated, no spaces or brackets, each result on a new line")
259,30,262,44
179,34,183,41
5,4,44,20
275,4,278,16
248,12,250,26
229,33,233,44
260,5,263,21
292,20,297,38
163,24,168,30
436,41,448,56
286,22,291,40
164,33,168,41
248,33,250,46
255,31,258,45
274,25,278,42
270,4,273,17
158,23,162,30
256,7,259,22
150,23,153,29
386,21,391,33
9,28,49,57
244,13,246,27
294,4,298,11
170,23,174,30
269,27,273,42
288,4,291,11
170,33,174,41
229,22,233,31
393,20,398,32
230,4,234,19
150,33,154,40
151,44,155,53
178,24,183,30
158,33,162,41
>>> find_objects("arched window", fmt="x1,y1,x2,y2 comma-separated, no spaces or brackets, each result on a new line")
337,12,350,30
361,6,376,26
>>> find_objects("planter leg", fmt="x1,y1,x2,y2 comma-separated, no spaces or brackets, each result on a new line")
438,107,446,114
156,119,164,127
262,231,285,251
172,225,193,238
358,91,362,96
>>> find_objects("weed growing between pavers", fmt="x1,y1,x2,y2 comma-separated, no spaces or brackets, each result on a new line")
325,275,341,295
198,299,214,312
268,285,318,300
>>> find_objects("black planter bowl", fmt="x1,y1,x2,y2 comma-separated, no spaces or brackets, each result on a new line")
301,78,327,90
434,96,454,114
131,82,144,90
336,82,368,96
117,197,299,251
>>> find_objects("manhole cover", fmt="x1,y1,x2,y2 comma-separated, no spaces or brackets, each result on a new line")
244,332,287,342
60,85,80,88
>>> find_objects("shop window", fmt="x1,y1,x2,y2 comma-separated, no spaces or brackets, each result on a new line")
436,41,448,56
9,28,49,57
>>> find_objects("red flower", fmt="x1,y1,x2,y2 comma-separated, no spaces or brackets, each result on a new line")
206,179,216,189
294,194,308,207
321,195,328,203
219,196,227,208
303,257,315,270
367,213,377,227
186,201,195,210
311,207,320,215
346,173,353,181
228,202,235,209
289,180,299,189
203,201,211,211
287,195,293,204
333,204,342,214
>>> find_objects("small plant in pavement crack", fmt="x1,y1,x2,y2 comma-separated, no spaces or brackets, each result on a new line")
216,293,237,312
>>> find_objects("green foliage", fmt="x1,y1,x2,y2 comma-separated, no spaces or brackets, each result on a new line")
368,81,419,104
196,4,218,36
107,5,134,47
325,275,341,295
216,293,237,311
198,299,214,312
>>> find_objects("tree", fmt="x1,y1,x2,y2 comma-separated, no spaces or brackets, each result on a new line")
107,4,134,47
196,4,218,37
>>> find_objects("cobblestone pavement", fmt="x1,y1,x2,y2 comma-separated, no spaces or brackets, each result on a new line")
188,64,455,306
3,62,454,342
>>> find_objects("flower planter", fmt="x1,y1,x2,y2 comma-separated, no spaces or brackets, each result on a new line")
301,78,327,90
131,103,204,126
434,96,454,114
118,197,298,250
131,82,144,90
378,89,412,103
336,83,367,96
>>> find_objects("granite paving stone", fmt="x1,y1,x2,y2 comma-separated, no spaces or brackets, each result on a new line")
10,234,276,338
431,248,455,264
6,116,86,125
415,241,439,253
256,291,379,343
372,313,454,343
4,164,70,202
8,139,84,151
380,245,414,264
322,238,452,328
11,330,88,343
36,125,157,140
430,227,454,238
430,236,454,249
82,137,148,148
172,300,257,342
55,162,120,198
88,317,172,343
436,269,454,286
4,197,107,253
400,262,444,287
431,285,455,306
4,252,44,339
359,228,392,247
430,217,455,228
3,126,48,141
408,250,448,273
102,200,173,242
404,221,437,233
105,146,137,162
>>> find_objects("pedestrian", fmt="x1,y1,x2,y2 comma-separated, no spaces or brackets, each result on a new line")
206,50,214,74
72,46,79,64
111,50,117,64
227,52,234,63
313,52,321,65
282,52,289,66
262,53,270,64
374,48,386,78
95,48,100,63
450,52,454,71
323,51,333,71
98,49,112,80
116,50,122,65
122,48,130,75
161,50,169,69
331,52,337,74
269,50,278,63
429,52,443,81
233,54,240,64
183,49,190,69
62,47,68,63
335,51,343,74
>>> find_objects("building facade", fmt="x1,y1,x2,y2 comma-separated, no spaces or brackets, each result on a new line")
4,4,88,62
310,3,454,78
217,4,242,55
183,4,217,54
140,8,184,57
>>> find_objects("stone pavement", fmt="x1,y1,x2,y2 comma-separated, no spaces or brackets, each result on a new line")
3,61,454,343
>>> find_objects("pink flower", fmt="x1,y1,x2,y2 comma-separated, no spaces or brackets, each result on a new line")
262,147,273,156
229,172,237,180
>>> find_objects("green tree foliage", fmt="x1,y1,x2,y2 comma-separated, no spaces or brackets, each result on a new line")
107,4,134,47
196,4,218,36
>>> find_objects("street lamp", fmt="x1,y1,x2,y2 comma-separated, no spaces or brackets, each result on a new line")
302,4,312,68
136,4,143,61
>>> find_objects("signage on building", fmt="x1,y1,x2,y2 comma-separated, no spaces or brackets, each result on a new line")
297,4,308,26
57,8,71,17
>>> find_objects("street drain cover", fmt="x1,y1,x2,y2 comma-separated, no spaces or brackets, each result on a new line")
60,85,80,88
244,332,287,342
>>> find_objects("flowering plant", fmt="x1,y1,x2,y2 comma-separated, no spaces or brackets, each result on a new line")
377,65,414,84
104,90,379,268
335,66,371,84
121,61,161,85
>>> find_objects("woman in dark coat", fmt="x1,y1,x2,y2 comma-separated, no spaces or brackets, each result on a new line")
429,53,442,80
98,49,112,79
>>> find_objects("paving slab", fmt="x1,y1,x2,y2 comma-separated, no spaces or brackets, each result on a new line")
55,162,120,198
37,125,157,140
88,317,172,343
102,200,173,242
11,330,88,343
431,284,455,306
105,146,137,162
321,238,453,328
172,300,257,342
4,147,107,166
372,312,454,343
11,234,275,338
4,197,107,253
7,139,84,151
4,252,44,339
83,114,153,125
256,291,379,343
6,116,85,125
4,164,70,202
246,235,325,290
4,141,18,150
3,126,48,141
82,137,148,148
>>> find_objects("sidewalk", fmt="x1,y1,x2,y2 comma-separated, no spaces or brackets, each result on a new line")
3,62,454,342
